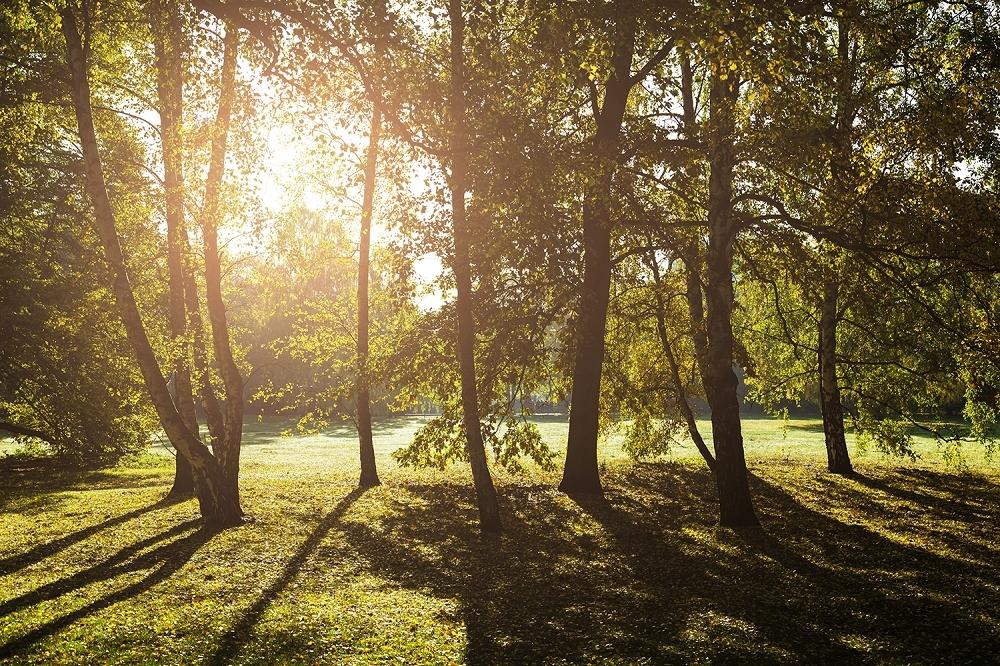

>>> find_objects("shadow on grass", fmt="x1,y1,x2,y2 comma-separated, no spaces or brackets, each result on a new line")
325,464,1000,664
0,496,183,577
0,520,216,659
209,486,367,665
0,456,169,514
2,462,999,663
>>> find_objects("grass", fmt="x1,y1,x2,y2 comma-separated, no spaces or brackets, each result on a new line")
1,415,999,664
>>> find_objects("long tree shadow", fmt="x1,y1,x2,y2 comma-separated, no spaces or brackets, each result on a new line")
849,468,997,522
711,468,1000,662
0,519,201,618
0,521,217,659
0,496,181,577
209,486,367,666
329,464,1000,664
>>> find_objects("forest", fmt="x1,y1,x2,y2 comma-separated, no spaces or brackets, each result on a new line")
1,0,999,663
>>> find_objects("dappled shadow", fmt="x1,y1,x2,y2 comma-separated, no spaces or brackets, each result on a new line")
209,486,367,665
0,520,216,659
2,457,998,663
327,464,1000,664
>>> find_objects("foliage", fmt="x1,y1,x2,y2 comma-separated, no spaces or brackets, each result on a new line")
0,1,159,464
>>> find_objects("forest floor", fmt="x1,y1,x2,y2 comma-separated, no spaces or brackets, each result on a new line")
1,416,999,664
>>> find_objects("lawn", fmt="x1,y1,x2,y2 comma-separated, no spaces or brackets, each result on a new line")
1,416,998,664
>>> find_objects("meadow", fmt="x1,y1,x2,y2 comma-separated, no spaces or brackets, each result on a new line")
1,416,998,664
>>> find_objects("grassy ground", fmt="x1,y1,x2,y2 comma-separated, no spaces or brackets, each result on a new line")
1,416,998,664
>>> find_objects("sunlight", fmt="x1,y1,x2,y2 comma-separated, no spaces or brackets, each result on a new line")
3,0,998,662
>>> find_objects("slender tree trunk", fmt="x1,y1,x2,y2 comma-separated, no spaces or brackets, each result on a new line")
201,25,243,488
184,269,226,453
354,0,385,489
703,70,758,528
818,278,853,473
646,252,715,471
62,8,241,526
560,19,635,496
684,247,712,399
679,58,713,407
448,0,501,533
152,0,198,496
817,15,854,476
356,99,381,488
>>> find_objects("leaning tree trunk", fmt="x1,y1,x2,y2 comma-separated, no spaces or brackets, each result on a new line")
448,0,501,533
201,25,244,488
62,7,242,526
560,19,635,496
152,0,199,497
818,278,853,474
646,251,715,471
703,69,758,528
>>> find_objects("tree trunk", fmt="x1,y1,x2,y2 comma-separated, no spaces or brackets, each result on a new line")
184,269,226,453
152,0,199,496
816,16,853,476
819,278,853,474
356,98,382,488
170,454,196,497
646,252,715,471
62,7,241,526
448,0,502,533
355,0,385,489
703,70,758,528
684,248,712,397
560,18,635,496
201,25,244,488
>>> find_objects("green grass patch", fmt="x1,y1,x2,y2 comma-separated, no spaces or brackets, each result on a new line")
1,417,998,664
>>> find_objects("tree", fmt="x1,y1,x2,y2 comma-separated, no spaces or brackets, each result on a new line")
198,18,244,488
61,4,242,526
151,0,200,495
355,0,387,489
446,0,502,532
560,4,677,495
702,49,758,527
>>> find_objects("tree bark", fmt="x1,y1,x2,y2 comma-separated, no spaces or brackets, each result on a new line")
818,278,853,473
152,0,199,496
703,70,758,527
817,14,854,476
61,7,241,526
448,0,502,532
355,1,384,489
184,269,226,453
646,252,715,471
356,102,382,488
560,17,635,496
684,247,712,399
201,25,244,488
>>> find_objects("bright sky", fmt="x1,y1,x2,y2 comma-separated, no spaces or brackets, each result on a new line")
257,120,445,311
